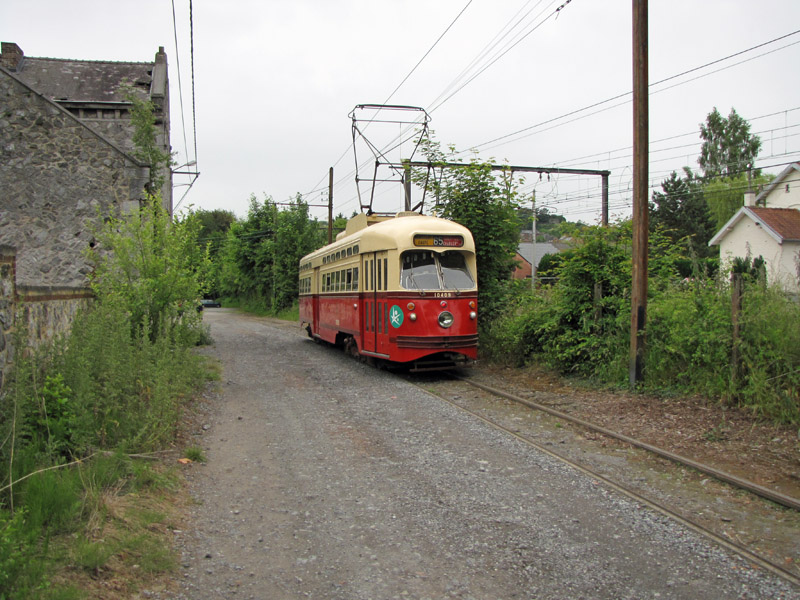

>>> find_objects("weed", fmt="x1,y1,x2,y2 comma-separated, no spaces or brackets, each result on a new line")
183,446,206,463
73,537,116,575
120,532,176,574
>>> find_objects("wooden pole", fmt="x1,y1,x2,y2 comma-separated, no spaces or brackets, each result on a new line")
531,190,537,289
403,160,412,211
731,273,743,387
328,167,334,245
630,0,649,387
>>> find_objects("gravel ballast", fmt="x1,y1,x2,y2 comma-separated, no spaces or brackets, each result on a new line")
170,310,799,599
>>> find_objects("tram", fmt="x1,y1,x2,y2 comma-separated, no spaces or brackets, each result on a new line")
299,212,478,371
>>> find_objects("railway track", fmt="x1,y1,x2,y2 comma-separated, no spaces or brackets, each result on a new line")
407,370,800,588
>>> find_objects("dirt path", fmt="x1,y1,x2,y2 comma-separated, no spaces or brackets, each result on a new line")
168,309,798,599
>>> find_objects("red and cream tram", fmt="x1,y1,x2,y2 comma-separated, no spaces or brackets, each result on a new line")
299,212,478,370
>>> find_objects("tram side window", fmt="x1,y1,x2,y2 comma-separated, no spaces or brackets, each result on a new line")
346,269,352,291
383,258,388,291
377,259,382,291
353,267,359,290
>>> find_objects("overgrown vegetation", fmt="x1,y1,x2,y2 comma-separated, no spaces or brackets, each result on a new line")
0,197,212,598
481,220,800,425
413,138,522,325
207,194,323,316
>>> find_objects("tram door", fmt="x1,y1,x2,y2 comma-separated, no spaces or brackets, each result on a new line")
362,251,389,355
312,267,320,334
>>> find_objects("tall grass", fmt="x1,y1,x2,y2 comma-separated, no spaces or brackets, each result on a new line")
0,196,213,597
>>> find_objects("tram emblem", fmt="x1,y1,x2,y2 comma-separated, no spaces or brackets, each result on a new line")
389,305,404,328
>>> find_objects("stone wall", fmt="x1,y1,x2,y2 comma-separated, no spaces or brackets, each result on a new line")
0,247,92,392
0,67,150,288
0,248,15,390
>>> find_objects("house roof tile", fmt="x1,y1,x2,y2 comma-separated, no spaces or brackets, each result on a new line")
747,207,800,242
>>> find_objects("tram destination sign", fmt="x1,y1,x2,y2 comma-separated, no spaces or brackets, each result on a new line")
413,234,464,248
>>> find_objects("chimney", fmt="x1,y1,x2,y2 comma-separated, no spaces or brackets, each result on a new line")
0,42,24,71
744,191,756,207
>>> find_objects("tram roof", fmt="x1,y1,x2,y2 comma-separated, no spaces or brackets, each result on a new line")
303,213,475,262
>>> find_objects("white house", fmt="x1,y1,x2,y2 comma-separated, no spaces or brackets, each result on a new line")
709,162,800,293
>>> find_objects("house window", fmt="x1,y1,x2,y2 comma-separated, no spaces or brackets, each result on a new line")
786,184,790,193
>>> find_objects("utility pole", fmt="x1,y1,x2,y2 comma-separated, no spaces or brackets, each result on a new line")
531,190,537,289
630,0,649,387
403,160,412,211
328,167,334,245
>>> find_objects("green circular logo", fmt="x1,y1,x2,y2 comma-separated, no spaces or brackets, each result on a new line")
389,305,404,328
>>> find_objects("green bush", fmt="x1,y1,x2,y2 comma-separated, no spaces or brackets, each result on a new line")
736,283,800,422
482,221,800,424
646,279,732,395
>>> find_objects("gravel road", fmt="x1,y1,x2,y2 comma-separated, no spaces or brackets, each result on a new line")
171,309,799,599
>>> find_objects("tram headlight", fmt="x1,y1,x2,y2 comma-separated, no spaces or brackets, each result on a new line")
470,311,477,320
438,311,454,328
409,313,417,321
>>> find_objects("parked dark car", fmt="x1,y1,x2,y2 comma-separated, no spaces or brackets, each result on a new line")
199,298,221,309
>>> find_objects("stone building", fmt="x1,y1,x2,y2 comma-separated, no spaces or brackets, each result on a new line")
0,42,172,388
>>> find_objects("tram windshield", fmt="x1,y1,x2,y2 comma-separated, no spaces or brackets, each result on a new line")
400,250,474,291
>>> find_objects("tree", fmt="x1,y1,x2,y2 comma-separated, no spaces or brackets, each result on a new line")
413,138,521,324
127,92,173,195
704,172,774,230
271,197,323,310
195,209,236,240
698,107,761,180
216,194,323,311
649,167,715,257
191,209,236,296
515,206,566,239
88,195,206,342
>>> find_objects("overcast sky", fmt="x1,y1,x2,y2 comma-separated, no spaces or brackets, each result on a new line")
4,0,800,224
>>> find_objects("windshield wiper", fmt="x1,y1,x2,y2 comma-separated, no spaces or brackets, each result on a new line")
409,272,426,296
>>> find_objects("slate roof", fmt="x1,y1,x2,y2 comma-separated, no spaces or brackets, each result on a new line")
517,241,561,267
709,207,800,246
14,56,154,104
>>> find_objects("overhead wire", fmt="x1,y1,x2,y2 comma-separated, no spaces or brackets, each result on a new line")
467,29,800,155
189,0,198,165
173,0,201,212
428,0,548,110
302,1,474,204
308,0,575,216
170,0,190,167
307,17,800,224
429,0,573,114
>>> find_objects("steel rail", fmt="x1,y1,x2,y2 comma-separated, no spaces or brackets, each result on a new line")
451,374,800,512
427,387,800,588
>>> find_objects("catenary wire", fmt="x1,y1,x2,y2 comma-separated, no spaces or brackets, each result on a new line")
467,29,800,155
170,0,190,168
